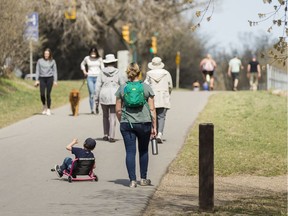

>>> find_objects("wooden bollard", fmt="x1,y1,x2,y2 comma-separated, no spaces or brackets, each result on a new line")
199,123,214,211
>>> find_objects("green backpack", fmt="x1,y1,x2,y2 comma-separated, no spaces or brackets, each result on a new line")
123,81,146,108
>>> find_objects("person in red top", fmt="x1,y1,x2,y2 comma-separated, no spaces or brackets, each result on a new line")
199,54,217,90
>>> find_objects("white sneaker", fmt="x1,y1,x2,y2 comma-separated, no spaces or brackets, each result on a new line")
46,109,51,116
156,132,163,144
42,106,47,115
140,179,151,186
129,180,137,188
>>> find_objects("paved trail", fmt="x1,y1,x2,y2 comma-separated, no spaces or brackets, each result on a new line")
0,91,211,216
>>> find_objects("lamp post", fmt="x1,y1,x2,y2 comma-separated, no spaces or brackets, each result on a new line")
175,51,181,89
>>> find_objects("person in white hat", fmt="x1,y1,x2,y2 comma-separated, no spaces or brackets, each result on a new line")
95,54,126,142
144,57,173,143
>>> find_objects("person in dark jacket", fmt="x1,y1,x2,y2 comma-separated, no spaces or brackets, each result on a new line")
247,55,261,91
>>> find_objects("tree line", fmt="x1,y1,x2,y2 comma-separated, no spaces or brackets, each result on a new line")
0,0,281,90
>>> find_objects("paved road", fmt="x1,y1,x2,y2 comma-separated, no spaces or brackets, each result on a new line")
0,90,211,216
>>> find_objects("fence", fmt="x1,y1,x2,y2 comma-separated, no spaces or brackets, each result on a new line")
267,64,288,91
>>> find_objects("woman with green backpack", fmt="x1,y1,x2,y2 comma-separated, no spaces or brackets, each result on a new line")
115,62,157,188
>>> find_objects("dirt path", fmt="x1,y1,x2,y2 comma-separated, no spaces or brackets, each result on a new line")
142,173,287,215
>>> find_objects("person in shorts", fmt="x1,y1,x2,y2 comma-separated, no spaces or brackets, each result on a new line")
199,54,217,90
228,54,243,91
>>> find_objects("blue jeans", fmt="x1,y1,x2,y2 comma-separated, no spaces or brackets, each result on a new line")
60,157,73,173
120,122,152,181
87,76,97,111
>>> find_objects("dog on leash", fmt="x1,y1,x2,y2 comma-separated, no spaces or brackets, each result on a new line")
69,89,80,116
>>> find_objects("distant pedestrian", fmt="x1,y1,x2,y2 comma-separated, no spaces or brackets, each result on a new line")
115,62,157,188
34,48,58,116
247,55,261,91
192,79,200,91
199,54,217,90
54,138,96,178
144,57,173,143
228,54,243,91
95,54,125,143
80,47,104,114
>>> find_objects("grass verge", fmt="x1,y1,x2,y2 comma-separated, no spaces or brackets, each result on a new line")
170,91,287,177
163,91,287,215
0,77,88,128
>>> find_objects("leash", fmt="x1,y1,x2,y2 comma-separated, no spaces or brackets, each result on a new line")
79,78,86,91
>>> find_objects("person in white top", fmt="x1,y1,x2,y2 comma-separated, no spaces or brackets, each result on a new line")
228,54,243,91
144,57,173,143
80,47,104,114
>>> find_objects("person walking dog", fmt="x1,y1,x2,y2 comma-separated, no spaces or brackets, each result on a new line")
80,47,104,114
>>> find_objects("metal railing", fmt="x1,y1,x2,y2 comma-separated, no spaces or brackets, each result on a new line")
267,64,288,91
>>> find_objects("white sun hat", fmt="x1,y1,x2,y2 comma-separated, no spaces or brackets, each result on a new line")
103,54,118,63
148,57,165,69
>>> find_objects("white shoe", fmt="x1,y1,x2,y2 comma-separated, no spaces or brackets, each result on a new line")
140,179,151,186
42,106,47,115
46,109,51,116
129,180,137,188
156,132,163,143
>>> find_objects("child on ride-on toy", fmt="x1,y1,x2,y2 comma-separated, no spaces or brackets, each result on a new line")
54,138,96,178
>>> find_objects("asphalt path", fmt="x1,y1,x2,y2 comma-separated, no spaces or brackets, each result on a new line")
0,90,211,216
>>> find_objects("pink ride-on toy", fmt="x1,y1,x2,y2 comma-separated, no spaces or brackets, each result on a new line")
53,158,98,183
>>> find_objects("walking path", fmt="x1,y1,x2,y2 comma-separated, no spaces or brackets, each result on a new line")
0,90,211,216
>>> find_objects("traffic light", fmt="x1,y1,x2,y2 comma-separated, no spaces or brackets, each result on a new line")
65,0,76,20
122,25,130,43
150,36,157,54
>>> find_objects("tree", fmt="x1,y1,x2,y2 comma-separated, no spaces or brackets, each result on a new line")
248,0,287,66
0,0,207,82
34,0,205,79
0,0,37,77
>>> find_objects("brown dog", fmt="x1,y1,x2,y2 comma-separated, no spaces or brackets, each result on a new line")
69,89,80,116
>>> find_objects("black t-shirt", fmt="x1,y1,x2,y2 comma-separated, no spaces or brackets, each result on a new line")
249,61,259,73
72,147,94,158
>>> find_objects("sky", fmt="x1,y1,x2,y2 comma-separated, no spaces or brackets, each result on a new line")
187,0,284,54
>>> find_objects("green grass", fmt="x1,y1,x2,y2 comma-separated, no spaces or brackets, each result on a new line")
170,91,287,177
167,91,287,215
0,77,88,128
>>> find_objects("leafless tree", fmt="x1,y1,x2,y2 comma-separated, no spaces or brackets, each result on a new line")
39,0,200,50
0,0,36,77
34,0,205,78
248,0,287,66
0,0,207,80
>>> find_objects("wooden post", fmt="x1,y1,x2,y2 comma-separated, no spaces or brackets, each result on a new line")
199,123,214,211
